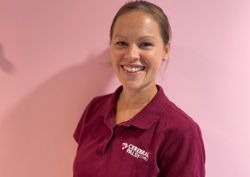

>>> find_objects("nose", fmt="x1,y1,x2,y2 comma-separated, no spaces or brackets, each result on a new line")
124,44,140,61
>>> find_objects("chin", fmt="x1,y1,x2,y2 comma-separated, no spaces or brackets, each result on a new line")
122,81,149,91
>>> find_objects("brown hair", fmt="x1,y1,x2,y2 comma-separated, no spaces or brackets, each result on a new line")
109,0,172,45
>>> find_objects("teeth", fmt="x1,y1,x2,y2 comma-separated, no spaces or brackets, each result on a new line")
123,66,144,73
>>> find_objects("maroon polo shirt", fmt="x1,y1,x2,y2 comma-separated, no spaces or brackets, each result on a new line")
73,85,205,177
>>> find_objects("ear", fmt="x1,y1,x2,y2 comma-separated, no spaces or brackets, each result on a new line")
163,43,171,61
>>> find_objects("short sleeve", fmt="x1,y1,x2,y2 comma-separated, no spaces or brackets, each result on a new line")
73,99,94,143
158,126,206,177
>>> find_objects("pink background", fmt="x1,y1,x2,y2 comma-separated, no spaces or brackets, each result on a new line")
1,0,250,176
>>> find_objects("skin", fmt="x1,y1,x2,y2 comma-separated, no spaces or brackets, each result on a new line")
110,11,170,124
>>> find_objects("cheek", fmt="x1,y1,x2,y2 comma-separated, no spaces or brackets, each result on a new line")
110,57,116,70
143,54,162,70
152,62,162,72
110,49,121,61
110,49,117,62
110,55,120,73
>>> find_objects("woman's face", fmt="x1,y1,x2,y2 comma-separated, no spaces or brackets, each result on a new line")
110,11,170,91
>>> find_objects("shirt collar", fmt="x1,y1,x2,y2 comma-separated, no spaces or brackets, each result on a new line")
99,85,169,130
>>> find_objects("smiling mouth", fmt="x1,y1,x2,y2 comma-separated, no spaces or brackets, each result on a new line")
121,65,146,73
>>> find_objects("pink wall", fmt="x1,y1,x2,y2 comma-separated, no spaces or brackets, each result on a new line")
1,0,249,176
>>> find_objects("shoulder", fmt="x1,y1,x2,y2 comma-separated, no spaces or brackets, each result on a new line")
156,99,203,145
84,86,122,117
83,93,113,119
73,93,113,143
88,93,113,109
153,85,201,135
160,99,200,130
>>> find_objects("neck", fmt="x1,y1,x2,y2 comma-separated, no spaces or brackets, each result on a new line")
119,84,158,109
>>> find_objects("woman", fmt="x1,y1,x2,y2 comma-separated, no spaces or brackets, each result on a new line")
73,1,205,177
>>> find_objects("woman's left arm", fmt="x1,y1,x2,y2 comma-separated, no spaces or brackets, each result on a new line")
158,126,206,177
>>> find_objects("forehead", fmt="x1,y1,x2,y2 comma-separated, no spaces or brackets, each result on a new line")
112,11,161,38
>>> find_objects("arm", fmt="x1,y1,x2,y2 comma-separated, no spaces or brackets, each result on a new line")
158,126,206,177
73,97,97,143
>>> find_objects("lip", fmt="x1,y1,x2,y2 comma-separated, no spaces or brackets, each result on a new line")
121,63,145,67
120,64,146,77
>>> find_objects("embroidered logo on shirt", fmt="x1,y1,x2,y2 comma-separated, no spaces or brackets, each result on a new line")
122,143,128,150
121,142,149,161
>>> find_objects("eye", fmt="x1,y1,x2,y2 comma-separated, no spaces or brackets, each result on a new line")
115,41,128,47
140,42,153,48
